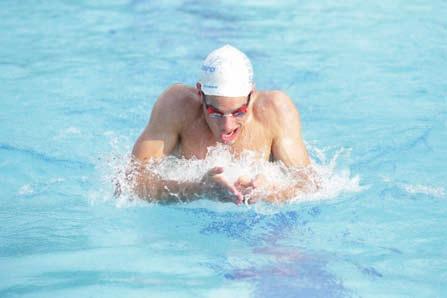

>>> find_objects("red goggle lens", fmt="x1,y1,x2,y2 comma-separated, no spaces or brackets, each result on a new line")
206,105,248,118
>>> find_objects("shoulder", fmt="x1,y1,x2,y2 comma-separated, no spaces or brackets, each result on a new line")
155,84,201,112
253,90,301,125
150,84,202,127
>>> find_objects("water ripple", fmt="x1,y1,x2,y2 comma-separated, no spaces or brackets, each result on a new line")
0,143,93,170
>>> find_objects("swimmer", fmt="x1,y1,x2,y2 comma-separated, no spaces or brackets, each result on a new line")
131,45,314,204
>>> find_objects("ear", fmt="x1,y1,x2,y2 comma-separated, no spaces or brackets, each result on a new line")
196,83,205,103
196,82,202,94
248,85,257,105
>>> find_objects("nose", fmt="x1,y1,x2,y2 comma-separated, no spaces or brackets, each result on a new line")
220,115,237,132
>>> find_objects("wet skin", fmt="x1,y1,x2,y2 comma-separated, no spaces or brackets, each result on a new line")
132,83,310,204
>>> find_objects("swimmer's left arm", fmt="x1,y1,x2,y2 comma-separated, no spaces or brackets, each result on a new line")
270,92,310,168
237,169,318,204
241,92,318,202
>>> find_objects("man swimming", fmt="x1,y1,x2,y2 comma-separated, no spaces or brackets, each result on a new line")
130,44,314,204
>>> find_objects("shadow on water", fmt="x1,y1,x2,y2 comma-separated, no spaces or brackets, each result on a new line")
184,207,352,297
227,254,348,298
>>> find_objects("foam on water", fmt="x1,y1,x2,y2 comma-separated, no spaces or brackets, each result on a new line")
380,175,446,199
96,137,362,207
401,183,445,198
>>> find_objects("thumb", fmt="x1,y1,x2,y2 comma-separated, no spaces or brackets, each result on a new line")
235,175,251,187
207,166,224,176
252,174,267,188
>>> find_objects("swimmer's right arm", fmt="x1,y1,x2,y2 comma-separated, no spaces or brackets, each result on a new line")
130,85,201,202
128,162,243,204
128,85,242,204
127,160,203,203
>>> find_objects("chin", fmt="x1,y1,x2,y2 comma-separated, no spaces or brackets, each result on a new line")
221,139,237,145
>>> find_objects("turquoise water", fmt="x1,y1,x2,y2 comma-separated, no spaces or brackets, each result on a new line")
1,0,446,297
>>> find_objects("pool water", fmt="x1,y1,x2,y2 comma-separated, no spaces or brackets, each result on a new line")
1,0,446,297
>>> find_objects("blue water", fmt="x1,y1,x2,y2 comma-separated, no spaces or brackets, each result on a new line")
1,1,446,297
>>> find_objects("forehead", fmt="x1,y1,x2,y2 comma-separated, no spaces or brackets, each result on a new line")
205,94,247,110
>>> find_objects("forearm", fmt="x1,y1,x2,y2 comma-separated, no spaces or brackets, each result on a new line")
126,161,242,204
255,181,304,203
133,170,204,203
251,168,321,203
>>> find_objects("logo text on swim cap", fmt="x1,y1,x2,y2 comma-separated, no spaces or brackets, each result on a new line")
201,65,215,72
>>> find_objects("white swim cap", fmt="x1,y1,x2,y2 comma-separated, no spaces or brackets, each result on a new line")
199,44,254,97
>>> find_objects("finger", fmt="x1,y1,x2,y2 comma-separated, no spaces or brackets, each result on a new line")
223,193,243,205
252,174,267,188
222,191,243,205
209,167,224,176
233,193,243,205
216,176,240,195
235,176,255,195
248,195,260,205
215,176,243,204
235,176,251,186
248,196,259,204
208,166,224,176
203,167,224,184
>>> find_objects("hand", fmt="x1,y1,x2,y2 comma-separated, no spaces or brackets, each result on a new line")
201,167,244,205
235,174,270,204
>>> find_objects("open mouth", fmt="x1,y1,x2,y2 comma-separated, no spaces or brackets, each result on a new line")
221,128,239,144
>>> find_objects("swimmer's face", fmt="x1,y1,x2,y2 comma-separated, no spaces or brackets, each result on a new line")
200,91,252,145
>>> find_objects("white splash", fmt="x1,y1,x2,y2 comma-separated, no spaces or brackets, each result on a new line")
98,142,362,207
302,147,363,202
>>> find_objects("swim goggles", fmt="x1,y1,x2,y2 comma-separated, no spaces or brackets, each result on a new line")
202,91,251,119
